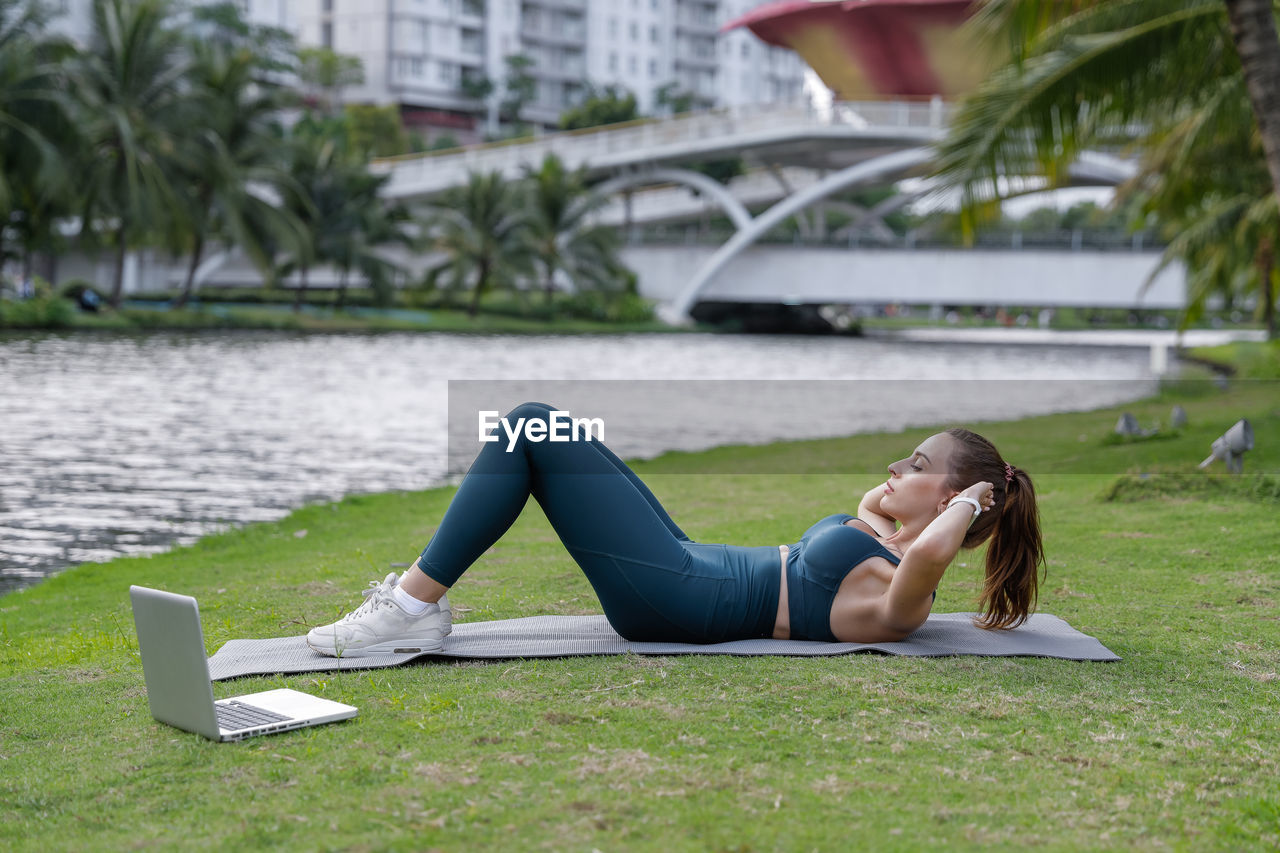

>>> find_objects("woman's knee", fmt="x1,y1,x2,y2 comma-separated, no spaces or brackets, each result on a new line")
506,401,557,421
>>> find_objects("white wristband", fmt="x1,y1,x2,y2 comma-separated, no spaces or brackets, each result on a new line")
947,496,982,523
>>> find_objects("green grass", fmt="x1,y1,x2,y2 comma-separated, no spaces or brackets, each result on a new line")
857,305,1263,333
2,378,1278,850
1188,341,1280,379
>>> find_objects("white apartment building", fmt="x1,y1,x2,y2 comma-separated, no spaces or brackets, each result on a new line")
293,0,806,138
718,0,807,106
50,0,805,139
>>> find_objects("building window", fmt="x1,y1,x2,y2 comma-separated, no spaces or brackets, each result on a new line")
609,52,618,72
399,57,425,79
321,21,332,48
648,58,657,77
628,54,638,74
629,21,638,41
649,25,658,43
609,17,617,38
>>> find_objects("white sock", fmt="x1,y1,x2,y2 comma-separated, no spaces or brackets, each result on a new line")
392,583,435,615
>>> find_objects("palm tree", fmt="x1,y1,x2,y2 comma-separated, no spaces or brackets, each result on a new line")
522,153,631,306
0,0,76,283
1125,75,1277,335
169,34,303,307
1222,0,1280,206
930,0,1280,337
422,170,535,318
69,0,189,309
278,131,347,311
331,177,411,310
279,126,408,312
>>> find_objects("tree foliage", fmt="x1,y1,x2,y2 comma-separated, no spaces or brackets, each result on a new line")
930,0,1280,337
558,84,639,131
0,3,645,320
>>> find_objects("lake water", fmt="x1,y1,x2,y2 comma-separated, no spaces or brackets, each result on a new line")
0,330,1160,595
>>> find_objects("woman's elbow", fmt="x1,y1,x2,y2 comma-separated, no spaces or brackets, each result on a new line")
904,541,953,569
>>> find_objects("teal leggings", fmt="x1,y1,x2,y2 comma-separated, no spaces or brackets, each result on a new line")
417,402,782,643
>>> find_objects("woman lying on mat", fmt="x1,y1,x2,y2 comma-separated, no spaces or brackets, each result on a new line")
305,402,1046,657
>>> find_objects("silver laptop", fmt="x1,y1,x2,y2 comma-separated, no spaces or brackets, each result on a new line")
130,585,358,742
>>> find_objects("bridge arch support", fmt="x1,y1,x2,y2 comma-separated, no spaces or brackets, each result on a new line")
587,168,755,231
658,148,936,324
656,148,1142,325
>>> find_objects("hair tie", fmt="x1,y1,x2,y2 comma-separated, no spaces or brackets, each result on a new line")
1004,463,1014,484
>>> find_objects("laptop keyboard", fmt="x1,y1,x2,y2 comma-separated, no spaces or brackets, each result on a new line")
216,700,292,731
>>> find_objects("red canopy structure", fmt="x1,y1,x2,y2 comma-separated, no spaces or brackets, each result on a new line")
723,0,1005,100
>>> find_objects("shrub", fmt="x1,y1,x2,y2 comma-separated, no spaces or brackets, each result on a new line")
1101,464,1280,504
193,287,382,308
57,279,99,300
0,294,75,328
608,291,654,323
560,290,655,323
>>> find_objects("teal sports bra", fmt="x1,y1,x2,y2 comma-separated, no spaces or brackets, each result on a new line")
784,513,935,642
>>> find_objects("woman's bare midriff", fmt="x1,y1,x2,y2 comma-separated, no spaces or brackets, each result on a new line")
773,545,790,640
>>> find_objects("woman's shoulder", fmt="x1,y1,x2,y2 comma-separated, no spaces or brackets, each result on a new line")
841,516,905,560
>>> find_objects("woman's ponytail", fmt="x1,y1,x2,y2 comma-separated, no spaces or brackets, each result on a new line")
943,431,1047,630
976,466,1044,629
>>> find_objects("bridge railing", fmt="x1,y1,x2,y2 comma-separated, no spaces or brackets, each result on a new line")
371,99,955,196
625,226,1164,253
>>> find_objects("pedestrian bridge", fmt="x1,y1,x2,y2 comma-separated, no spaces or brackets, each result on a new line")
368,100,1149,322
370,100,958,199
621,243,1185,312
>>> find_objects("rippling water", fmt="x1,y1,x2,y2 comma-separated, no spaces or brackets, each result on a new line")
0,330,1158,594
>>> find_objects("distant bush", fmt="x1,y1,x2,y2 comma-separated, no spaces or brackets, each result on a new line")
560,290,655,323
1101,465,1280,504
57,279,99,300
127,288,385,308
119,284,656,325
413,287,654,324
0,294,75,328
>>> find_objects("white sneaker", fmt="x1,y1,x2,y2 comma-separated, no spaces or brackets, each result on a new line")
306,572,452,658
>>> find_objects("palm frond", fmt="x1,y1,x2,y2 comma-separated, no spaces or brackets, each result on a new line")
930,2,1231,241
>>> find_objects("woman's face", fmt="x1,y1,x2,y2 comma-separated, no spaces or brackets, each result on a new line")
880,432,960,521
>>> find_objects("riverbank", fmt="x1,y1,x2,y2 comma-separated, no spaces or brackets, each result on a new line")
2,374,1277,850
6,289,1270,338
1186,340,1280,379
69,301,696,336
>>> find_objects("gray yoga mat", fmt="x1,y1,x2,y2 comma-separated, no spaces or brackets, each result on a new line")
207,612,1119,681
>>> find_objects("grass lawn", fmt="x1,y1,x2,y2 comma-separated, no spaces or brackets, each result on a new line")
2,376,1278,850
